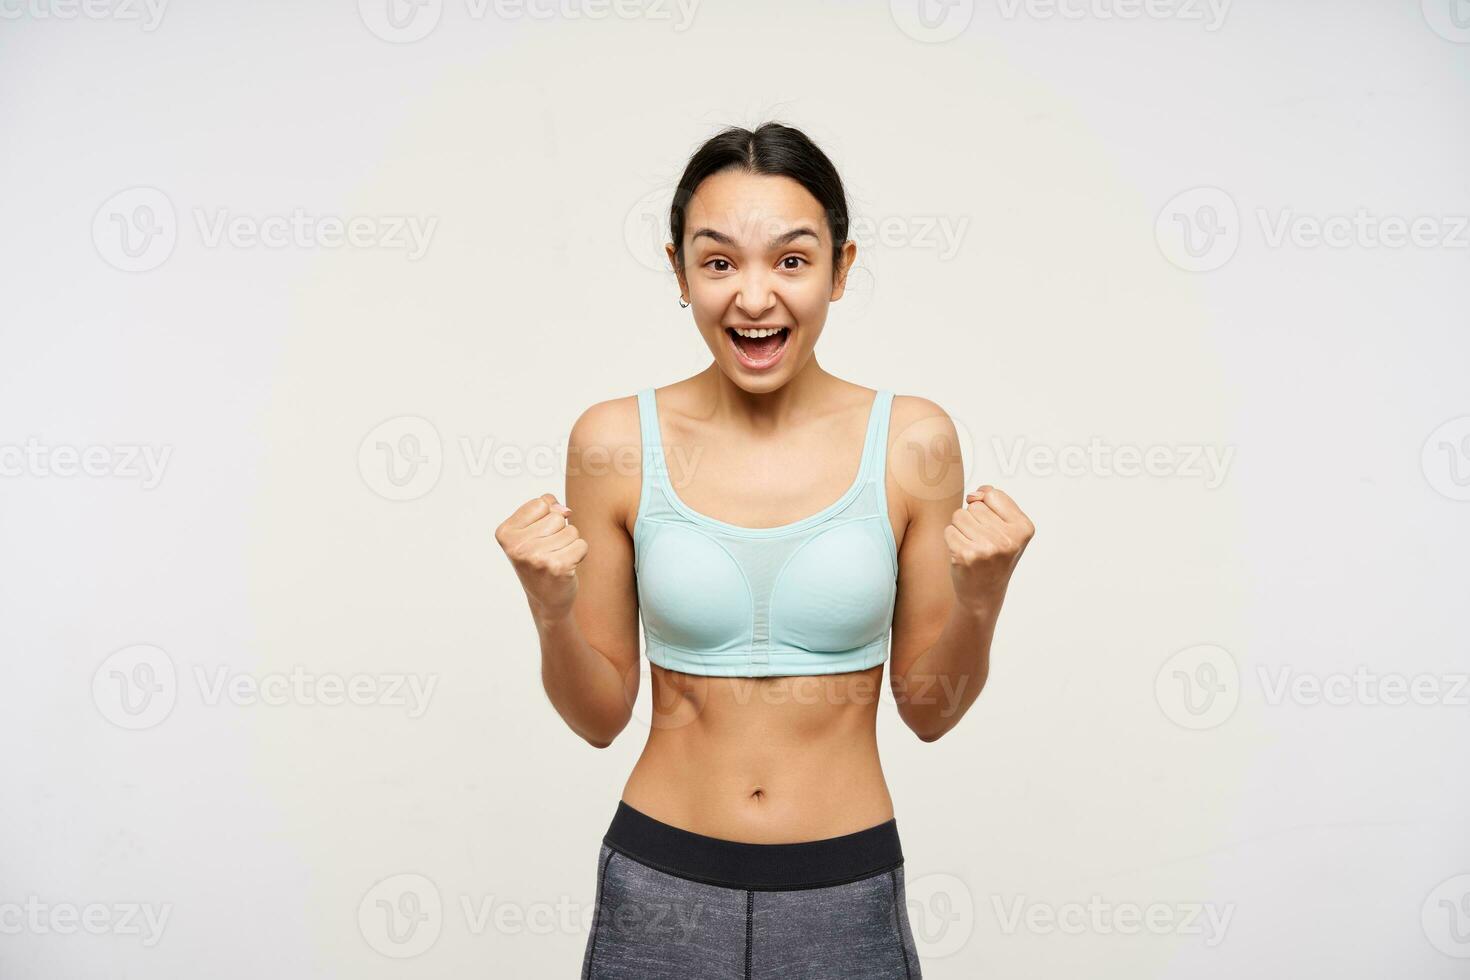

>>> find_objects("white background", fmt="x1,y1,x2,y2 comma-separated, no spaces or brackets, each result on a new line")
2,0,1468,976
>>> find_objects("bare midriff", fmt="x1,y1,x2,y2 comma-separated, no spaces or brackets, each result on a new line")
619,661,895,844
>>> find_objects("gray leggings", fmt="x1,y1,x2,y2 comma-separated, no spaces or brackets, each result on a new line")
581,802,922,979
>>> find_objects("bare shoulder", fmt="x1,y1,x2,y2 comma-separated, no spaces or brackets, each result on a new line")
566,394,643,533
889,393,952,428
885,393,966,511
568,393,640,450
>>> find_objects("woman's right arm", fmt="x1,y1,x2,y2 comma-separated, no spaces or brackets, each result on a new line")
494,398,642,748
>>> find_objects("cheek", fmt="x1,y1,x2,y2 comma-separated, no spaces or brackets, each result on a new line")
783,282,832,321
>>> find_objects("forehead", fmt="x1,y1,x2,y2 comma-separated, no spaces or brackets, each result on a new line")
684,169,828,245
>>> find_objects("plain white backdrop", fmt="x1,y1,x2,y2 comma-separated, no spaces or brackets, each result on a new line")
2,0,1468,976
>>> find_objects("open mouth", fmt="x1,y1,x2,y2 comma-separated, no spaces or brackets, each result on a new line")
725,326,791,370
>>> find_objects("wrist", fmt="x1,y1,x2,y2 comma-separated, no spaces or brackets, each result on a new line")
528,597,574,632
955,585,1006,621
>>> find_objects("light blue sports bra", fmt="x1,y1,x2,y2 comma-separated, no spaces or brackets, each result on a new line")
632,386,899,678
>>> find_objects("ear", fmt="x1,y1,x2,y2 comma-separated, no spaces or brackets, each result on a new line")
665,243,690,301
830,239,858,301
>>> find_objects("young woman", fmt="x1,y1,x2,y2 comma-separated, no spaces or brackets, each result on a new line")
495,122,1034,979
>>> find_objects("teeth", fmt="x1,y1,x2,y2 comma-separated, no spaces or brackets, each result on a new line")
732,327,787,338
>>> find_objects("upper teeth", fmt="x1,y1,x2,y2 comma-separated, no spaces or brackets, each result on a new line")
733,327,785,338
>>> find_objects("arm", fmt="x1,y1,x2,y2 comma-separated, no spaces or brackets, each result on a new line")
887,399,1034,742
495,397,642,748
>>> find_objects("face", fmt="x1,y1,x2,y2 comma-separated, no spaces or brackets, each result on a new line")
666,169,857,391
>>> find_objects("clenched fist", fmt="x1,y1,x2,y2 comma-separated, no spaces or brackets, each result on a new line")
495,493,589,623
944,485,1034,614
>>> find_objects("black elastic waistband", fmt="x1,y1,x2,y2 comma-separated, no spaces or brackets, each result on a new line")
602,801,904,892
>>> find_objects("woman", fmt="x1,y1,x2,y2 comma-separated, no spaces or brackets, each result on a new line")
495,122,1034,979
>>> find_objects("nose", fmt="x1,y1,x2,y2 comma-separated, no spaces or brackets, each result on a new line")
733,267,776,320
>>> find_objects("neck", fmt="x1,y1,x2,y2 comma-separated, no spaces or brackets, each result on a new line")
696,358,839,434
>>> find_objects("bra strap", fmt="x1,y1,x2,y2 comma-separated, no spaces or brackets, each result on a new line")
636,388,667,489
861,389,895,485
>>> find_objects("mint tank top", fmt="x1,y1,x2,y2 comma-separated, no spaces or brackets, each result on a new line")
632,387,900,677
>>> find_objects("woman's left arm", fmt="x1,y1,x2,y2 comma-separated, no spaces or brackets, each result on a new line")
887,401,1035,741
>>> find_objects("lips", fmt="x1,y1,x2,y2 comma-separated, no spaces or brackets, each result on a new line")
726,327,790,370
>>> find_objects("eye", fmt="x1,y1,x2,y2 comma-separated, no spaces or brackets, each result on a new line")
704,258,732,273
779,255,808,270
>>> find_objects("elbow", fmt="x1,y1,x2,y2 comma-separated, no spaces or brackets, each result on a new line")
900,706,955,742
900,687,984,743
577,712,632,749
913,723,952,743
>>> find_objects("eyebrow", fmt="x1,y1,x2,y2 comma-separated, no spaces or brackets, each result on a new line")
689,226,821,249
